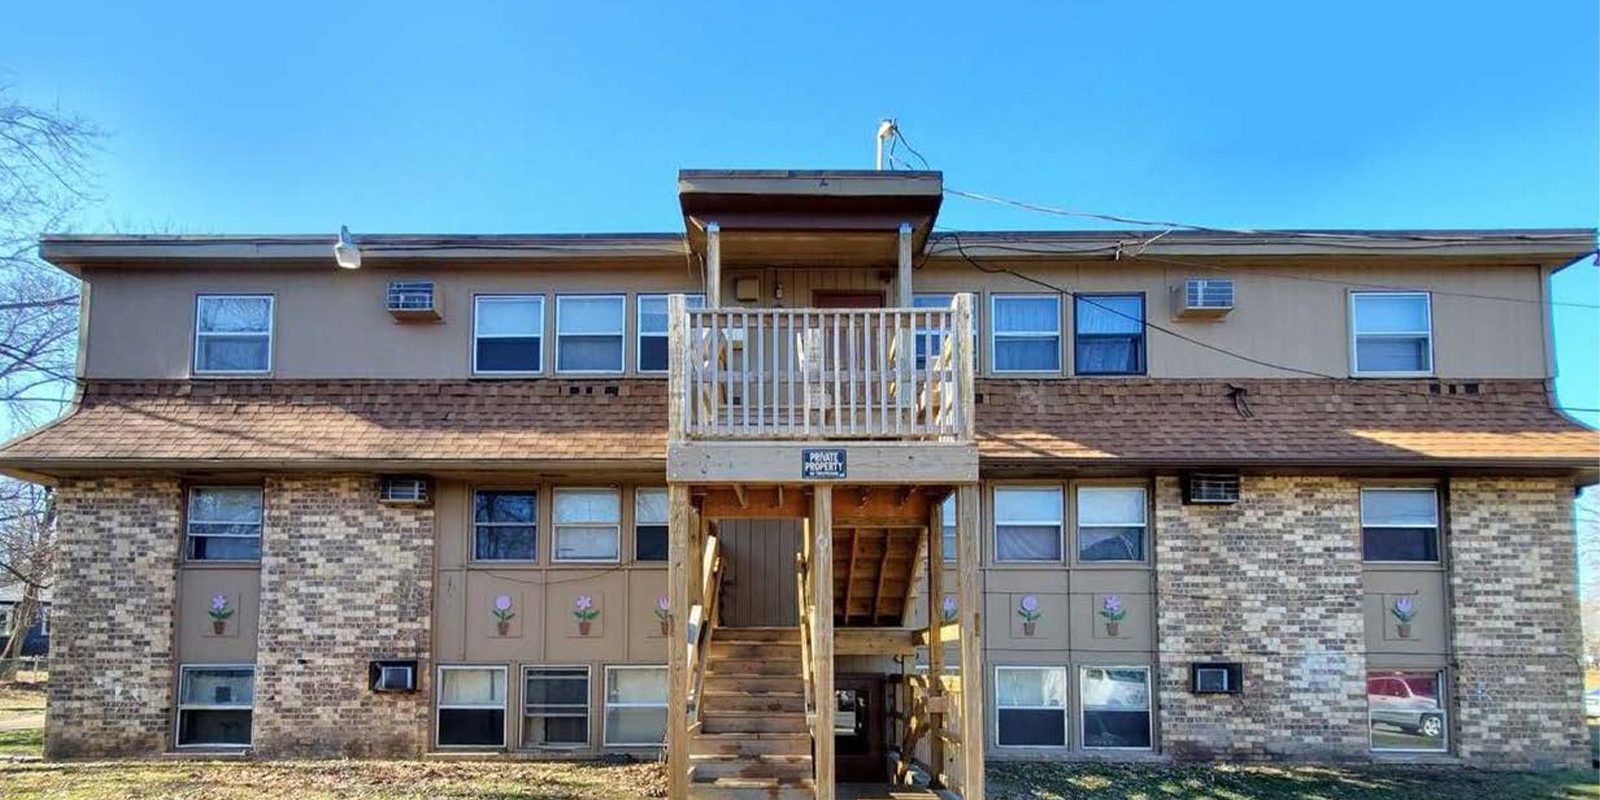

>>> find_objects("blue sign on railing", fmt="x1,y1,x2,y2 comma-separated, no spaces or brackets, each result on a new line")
801,448,847,480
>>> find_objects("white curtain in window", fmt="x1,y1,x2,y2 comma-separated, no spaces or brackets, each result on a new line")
555,490,620,523
476,298,542,335
1361,489,1437,526
996,668,1065,707
1075,296,1142,334
1081,668,1149,710
198,297,271,333
441,669,506,706
1077,487,1145,525
634,489,668,525
994,297,1059,332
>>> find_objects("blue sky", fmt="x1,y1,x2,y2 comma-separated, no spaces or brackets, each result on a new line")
5,0,1596,417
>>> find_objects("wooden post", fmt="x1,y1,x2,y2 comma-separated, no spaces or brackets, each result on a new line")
811,486,835,800
954,483,984,800
667,484,692,799
896,222,913,307
953,293,976,442
667,294,686,440
925,497,945,787
705,221,722,307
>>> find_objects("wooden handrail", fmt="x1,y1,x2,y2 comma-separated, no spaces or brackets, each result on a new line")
686,535,724,727
795,551,815,728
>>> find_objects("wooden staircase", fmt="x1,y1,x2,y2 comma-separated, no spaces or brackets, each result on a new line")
835,525,928,625
689,627,815,799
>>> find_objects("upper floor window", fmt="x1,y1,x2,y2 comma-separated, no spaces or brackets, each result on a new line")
474,296,543,374
553,488,621,563
994,485,1063,562
1076,486,1147,562
991,294,1060,373
913,293,977,370
637,294,705,373
1360,487,1439,562
193,295,273,374
556,295,625,374
1074,294,1145,375
474,490,536,561
1350,292,1432,376
634,488,669,562
186,487,262,562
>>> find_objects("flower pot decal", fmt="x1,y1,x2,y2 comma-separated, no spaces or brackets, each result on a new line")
1100,595,1126,638
940,594,958,625
491,595,515,636
574,595,599,636
655,595,671,636
207,595,234,635
1017,594,1041,637
1392,596,1417,639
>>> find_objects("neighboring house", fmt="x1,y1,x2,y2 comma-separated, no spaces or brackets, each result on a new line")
0,584,51,658
0,170,1594,797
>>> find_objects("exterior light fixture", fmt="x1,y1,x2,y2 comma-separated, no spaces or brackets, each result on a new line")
334,225,362,270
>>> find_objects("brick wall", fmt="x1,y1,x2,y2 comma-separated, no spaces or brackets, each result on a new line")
1153,475,1369,760
46,477,182,758
1447,477,1587,769
251,475,433,756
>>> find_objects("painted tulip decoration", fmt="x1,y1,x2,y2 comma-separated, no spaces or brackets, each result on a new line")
492,595,515,636
940,594,958,625
574,595,599,636
1100,594,1127,638
1017,594,1041,636
207,595,234,635
655,595,671,636
1392,596,1417,639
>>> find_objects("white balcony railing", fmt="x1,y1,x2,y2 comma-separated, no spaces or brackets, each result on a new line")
667,294,974,441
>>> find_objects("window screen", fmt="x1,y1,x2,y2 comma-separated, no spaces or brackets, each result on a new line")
176,665,254,747
604,666,668,745
523,667,590,747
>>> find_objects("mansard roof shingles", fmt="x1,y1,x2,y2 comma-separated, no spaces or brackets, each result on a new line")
0,378,1592,473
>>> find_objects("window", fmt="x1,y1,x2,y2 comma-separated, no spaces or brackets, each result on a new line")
1074,294,1145,375
637,294,704,373
557,295,625,373
995,666,1067,747
1368,670,1446,752
193,295,273,374
438,666,507,747
1081,667,1152,749
474,490,537,561
991,294,1060,373
1361,488,1439,562
1350,292,1432,375
176,665,253,747
553,489,621,563
186,487,262,562
522,666,590,748
912,293,977,370
940,495,956,563
604,665,667,746
474,295,544,374
1076,486,1147,562
634,488,668,563
994,486,1063,562
0,605,11,634
36,606,46,636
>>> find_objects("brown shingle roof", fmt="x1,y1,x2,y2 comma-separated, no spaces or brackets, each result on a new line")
0,378,1592,474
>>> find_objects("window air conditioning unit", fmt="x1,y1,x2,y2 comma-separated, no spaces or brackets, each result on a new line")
386,280,441,321
1190,662,1243,694
1182,472,1240,505
377,476,431,506
369,660,418,693
1172,278,1234,319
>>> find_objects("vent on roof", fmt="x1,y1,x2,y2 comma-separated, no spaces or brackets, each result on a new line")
386,281,441,321
377,476,430,506
1182,472,1240,505
1172,278,1234,319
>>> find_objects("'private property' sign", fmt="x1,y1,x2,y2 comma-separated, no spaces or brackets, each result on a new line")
801,448,847,480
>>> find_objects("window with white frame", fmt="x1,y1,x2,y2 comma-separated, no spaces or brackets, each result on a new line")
193,295,273,374
474,295,544,374
438,665,507,747
991,294,1061,372
913,293,977,370
557,295,625,373
522,666,590,748
1360,487,1439,562
176,665,254,747
1367,669,1447,752
1076,486,1147,562
1080,666,1152,749
995,666,1067,747
186,487,262,562
1074,294,1145,375
473,490,537,561
634,488,668,562
994,486,1063,562
940,495,956,564
637,294,704,373
1350,292,1432,375
604,665,667,746
553,488,621,562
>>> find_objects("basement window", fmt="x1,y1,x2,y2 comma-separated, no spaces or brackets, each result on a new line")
1360,488,1439,562
186,487,263,562
193,295,273,374
438,666,507,747
634,488,669,562
604,665,667,746
522,666,590,748
176,665,253,747
1350,292,1433,376
474,295,544,374
1368,670,1447,753
1080,666,1152,750
473,490,537,561
995,665,1067,747
991,294,1061,373
637,294,704,373
553,489,621,563
994,486,1063,562
556,294,625,374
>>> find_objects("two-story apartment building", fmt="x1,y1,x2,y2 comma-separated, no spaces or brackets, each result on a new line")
0,170,1594,800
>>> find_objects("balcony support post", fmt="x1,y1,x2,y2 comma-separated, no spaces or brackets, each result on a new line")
955,482,984,800
896,221,913,306
705,221,722,306
810,485,836,800
666,484,692,799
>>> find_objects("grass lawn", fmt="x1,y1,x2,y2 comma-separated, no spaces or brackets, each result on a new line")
0,760,1594,799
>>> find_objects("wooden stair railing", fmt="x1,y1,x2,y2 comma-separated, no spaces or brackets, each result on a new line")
686,534,724,731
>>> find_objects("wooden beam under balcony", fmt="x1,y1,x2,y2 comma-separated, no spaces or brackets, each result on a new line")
669,440,976,484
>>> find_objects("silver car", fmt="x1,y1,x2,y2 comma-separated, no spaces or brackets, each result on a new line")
1369,675,1444,740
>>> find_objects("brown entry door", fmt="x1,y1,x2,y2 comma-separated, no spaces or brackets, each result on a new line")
716,519,801,627
812,290,884,309
834,674,886,783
